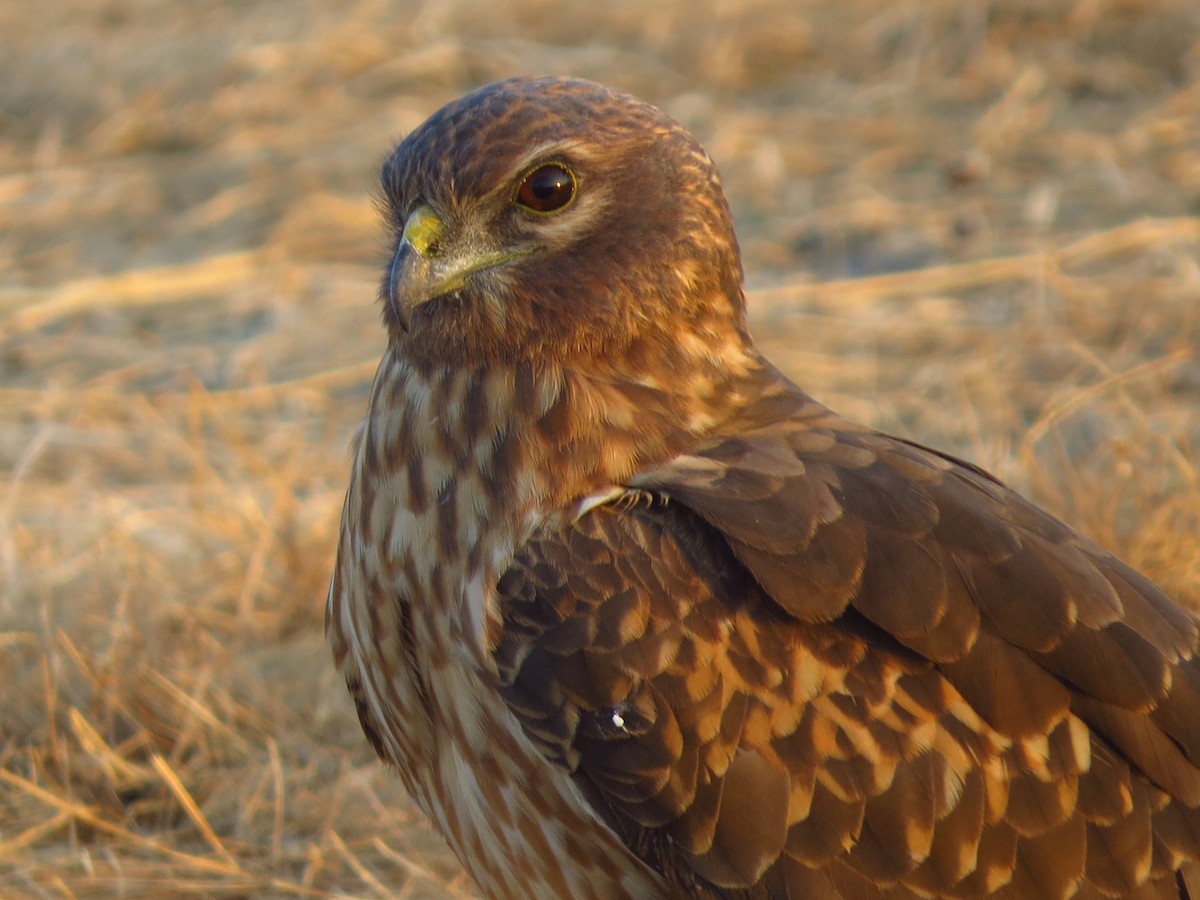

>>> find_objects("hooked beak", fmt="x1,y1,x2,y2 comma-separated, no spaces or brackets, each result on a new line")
388,205,449,331
388,205,532,331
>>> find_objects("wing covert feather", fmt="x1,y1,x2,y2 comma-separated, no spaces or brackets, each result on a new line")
494,395,1200,896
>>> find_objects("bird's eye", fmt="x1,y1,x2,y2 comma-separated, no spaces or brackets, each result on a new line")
515,164,576,213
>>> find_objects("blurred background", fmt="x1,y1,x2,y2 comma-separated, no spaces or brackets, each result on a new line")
2,0,1199,895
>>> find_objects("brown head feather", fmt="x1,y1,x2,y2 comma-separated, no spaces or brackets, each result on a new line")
379,76,747,373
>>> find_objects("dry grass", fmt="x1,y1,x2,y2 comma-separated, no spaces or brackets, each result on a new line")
2,0,1199,896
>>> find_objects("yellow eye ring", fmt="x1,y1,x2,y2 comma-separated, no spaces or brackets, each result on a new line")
515,163,576,213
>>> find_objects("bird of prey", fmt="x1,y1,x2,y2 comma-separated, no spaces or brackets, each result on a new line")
327,76,1200,898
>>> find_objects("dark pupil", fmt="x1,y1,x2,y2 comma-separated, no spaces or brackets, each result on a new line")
520,166,573,211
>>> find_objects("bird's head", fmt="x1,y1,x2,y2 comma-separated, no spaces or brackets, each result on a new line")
378,76,751,374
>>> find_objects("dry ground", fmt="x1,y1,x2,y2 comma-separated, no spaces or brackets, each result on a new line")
2,0,1199,896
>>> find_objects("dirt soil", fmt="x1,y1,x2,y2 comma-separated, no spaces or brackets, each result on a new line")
2,0,1199,896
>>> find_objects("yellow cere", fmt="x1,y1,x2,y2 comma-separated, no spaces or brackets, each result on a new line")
402,205,445,258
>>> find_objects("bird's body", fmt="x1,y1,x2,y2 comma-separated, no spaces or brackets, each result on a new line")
327,77,1200,898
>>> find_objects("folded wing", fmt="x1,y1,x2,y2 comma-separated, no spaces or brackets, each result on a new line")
494,386,1200,898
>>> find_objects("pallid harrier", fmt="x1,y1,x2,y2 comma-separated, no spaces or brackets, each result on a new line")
327,76,1200,898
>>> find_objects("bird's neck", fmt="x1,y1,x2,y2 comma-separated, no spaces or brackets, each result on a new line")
375,338,764,496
